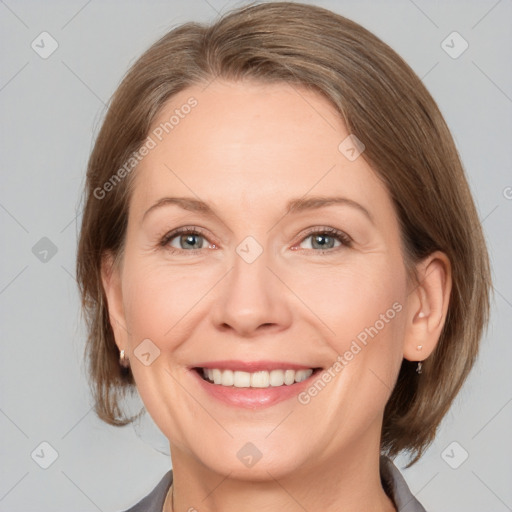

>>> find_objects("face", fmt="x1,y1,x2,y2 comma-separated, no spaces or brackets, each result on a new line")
106,80,412,480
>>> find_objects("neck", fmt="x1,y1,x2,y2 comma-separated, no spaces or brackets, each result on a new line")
165,436,395,512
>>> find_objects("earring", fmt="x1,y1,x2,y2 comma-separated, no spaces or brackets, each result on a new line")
119,349,130,368
415,345,423,374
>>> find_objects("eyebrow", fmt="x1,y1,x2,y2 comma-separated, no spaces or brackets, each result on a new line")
285,196,373,221
142,195,373,223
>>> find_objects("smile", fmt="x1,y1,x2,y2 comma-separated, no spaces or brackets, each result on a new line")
200,368,314,388
190,360,323,408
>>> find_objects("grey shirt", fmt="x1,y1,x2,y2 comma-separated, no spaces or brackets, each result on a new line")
122,456,426,512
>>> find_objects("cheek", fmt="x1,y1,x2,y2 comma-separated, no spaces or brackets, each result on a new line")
118,256,223,441
287,254,407,394
288,256,406,342
295,260,407,427
121,256,221,344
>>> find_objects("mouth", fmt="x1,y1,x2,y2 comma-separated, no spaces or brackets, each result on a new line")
189,361,323,408
194,367,321,388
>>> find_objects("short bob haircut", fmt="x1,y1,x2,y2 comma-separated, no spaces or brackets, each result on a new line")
76,1,491,463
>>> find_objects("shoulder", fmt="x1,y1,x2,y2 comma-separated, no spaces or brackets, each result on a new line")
121,470,173,512
380,456,427,512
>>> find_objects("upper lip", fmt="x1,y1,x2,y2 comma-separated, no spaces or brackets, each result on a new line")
193,360,319,372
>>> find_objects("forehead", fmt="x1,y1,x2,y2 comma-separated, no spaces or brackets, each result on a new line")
130,80,391,220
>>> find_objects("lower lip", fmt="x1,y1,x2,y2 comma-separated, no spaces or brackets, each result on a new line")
190,369,319,409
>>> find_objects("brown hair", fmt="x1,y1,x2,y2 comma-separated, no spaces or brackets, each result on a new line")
76,1,491,462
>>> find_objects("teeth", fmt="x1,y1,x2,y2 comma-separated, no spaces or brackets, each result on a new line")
234,371,251,388
201,368,314,388
284,369,295,385
212,369,222,385
270,369,284,386
221,369,234,386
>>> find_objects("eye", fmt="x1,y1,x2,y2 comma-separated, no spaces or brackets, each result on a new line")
160,227,215,252
159,226,350,254
296,228,351,251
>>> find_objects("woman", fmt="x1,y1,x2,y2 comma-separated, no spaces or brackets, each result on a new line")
76,2,490,511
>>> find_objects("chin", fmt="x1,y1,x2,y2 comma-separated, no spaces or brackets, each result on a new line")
178,431,310,482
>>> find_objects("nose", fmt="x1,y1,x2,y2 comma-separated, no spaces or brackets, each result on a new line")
210,250,293,338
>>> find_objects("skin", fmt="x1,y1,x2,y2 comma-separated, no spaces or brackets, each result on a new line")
103,80,451,512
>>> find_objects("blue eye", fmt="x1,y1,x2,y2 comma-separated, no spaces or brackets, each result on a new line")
169,233,205,250
297,229,351,251
160,228,211,252
300,233,340,250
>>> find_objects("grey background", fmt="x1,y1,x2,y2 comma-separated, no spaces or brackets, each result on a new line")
1,0,511,510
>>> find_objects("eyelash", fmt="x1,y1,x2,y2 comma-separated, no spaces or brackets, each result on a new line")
158,226,352,254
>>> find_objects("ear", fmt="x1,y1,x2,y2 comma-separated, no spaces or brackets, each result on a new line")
101,251,129,352
403,251,452,361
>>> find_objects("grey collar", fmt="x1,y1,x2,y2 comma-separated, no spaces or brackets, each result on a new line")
380,456,427,511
